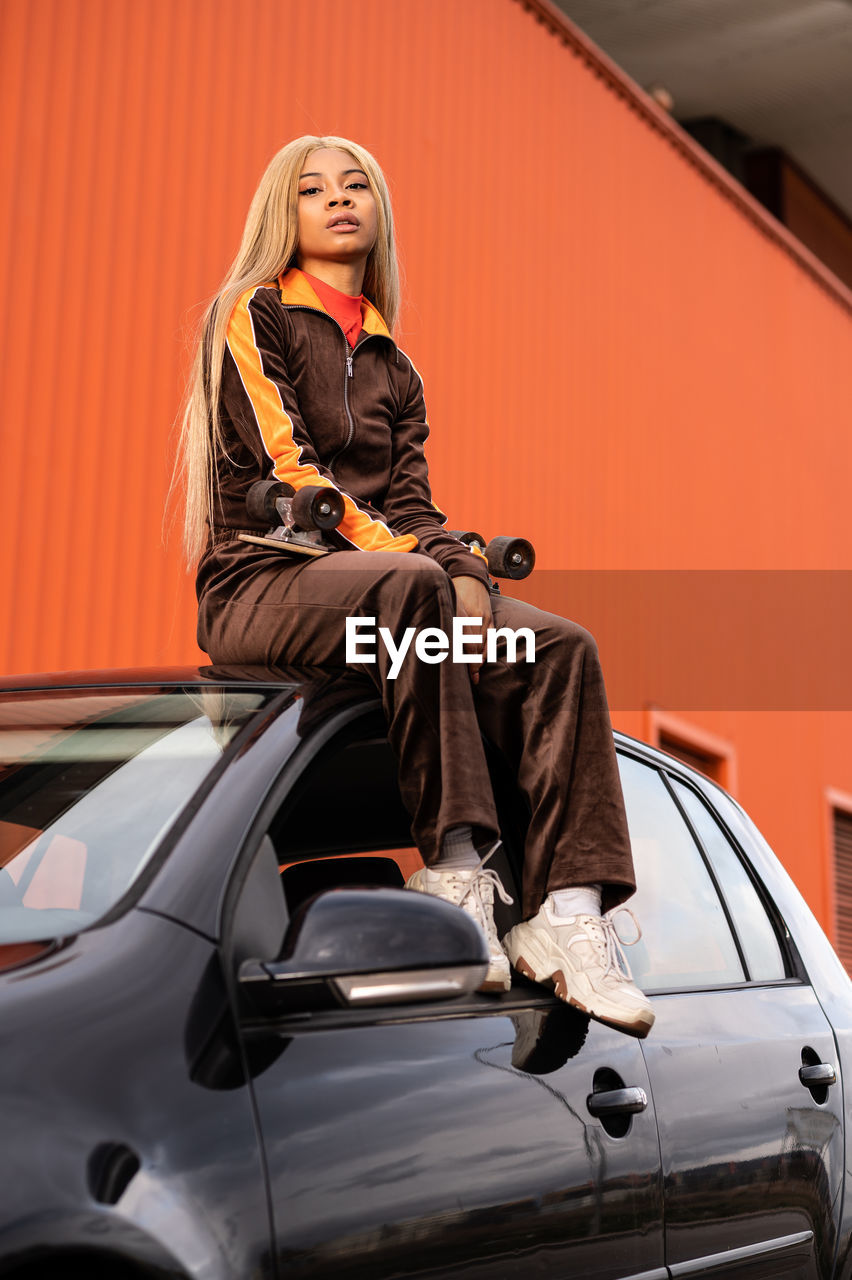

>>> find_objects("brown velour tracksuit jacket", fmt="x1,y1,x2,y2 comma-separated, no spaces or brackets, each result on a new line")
206,268,491,580
196,269,636,915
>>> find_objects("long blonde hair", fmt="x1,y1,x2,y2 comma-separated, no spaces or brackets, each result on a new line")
176,135,401,565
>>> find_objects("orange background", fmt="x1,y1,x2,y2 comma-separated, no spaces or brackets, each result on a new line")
2,0,852,933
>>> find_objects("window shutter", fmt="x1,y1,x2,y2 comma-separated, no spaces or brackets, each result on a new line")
834,809,852,973
659,734,722,783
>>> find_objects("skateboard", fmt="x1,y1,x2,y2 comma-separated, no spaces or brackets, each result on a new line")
238,480,344,556
448,530,536,580
239,480,536,579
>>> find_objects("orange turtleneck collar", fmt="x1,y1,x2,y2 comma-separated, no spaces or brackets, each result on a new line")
301,271,363,348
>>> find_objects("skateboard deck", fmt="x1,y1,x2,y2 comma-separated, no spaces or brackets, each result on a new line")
238,533,331,557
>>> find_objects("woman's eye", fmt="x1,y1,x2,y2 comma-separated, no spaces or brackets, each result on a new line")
299,186,321,197
347,182,367,190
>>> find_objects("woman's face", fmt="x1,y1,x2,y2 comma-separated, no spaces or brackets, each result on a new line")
295,148,378,273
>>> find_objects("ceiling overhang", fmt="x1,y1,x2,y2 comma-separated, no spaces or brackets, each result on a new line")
555,0,852,222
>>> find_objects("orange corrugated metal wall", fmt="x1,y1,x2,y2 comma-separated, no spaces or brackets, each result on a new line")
2,0,852,927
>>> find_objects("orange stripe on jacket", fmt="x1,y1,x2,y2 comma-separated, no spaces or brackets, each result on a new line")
226,286,418,554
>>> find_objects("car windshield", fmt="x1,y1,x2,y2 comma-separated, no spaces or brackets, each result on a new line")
0,686,275,945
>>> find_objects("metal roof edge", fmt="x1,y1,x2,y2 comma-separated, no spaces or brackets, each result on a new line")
0,666,299,692
514,0,852,321
0,667,206,691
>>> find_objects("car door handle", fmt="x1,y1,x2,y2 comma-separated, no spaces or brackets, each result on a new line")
799,1063,836,1087
586,1086,648,1117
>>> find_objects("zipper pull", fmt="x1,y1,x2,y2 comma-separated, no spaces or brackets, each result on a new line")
346,354,353,378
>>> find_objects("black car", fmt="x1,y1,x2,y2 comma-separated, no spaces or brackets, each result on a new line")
1,666,851,1280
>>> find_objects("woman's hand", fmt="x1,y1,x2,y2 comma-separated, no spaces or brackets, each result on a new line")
452,574,493,685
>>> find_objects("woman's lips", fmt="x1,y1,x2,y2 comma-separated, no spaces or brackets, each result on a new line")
327,220,360,232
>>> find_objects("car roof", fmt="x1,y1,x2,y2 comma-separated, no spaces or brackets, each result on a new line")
0,665,751,946
0,666,300,692
0,665,728,794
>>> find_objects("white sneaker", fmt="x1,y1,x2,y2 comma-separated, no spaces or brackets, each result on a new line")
406,850,513,992
503,901,655,1037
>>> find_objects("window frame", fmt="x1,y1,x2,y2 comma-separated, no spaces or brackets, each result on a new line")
616,741,801,994
220,711,805,1009
663,770,791,984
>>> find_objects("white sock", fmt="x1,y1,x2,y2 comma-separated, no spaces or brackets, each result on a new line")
434,824,480,871
549,885,602,918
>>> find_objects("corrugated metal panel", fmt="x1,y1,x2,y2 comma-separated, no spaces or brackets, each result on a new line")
2,0,852,679
1,0,852,930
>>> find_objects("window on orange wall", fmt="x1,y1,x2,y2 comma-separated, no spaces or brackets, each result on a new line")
643,709,737,793
831,802,852,974
659,737,723,782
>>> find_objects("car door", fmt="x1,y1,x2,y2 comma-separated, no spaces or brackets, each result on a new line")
226,720,666,1280
618,751,844,1280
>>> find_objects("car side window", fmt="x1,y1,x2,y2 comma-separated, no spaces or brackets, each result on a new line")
669,777,786,981
269,726,426,914
618,753,745,991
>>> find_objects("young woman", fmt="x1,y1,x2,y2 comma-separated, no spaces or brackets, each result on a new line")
179,135,654,1037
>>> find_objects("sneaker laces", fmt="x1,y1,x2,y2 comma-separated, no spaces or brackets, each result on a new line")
457,842,514,946
579,906,642,984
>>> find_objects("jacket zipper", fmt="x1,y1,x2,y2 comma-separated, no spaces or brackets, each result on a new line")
281,302,383,470
336,351,356,468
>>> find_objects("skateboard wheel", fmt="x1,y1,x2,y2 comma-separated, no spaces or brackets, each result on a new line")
448,529,487,550
246,479,293,524
485,536,535,580
291,484,345,531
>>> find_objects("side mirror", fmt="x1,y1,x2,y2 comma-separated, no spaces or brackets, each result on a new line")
239,885,489,1013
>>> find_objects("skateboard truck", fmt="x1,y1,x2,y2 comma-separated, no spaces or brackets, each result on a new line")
450,530,536,580
238,479,345,557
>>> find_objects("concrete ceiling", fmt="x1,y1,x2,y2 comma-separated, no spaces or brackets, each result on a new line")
555,0,852,220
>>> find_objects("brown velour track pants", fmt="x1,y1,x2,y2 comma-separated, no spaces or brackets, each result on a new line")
197,545,636,917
